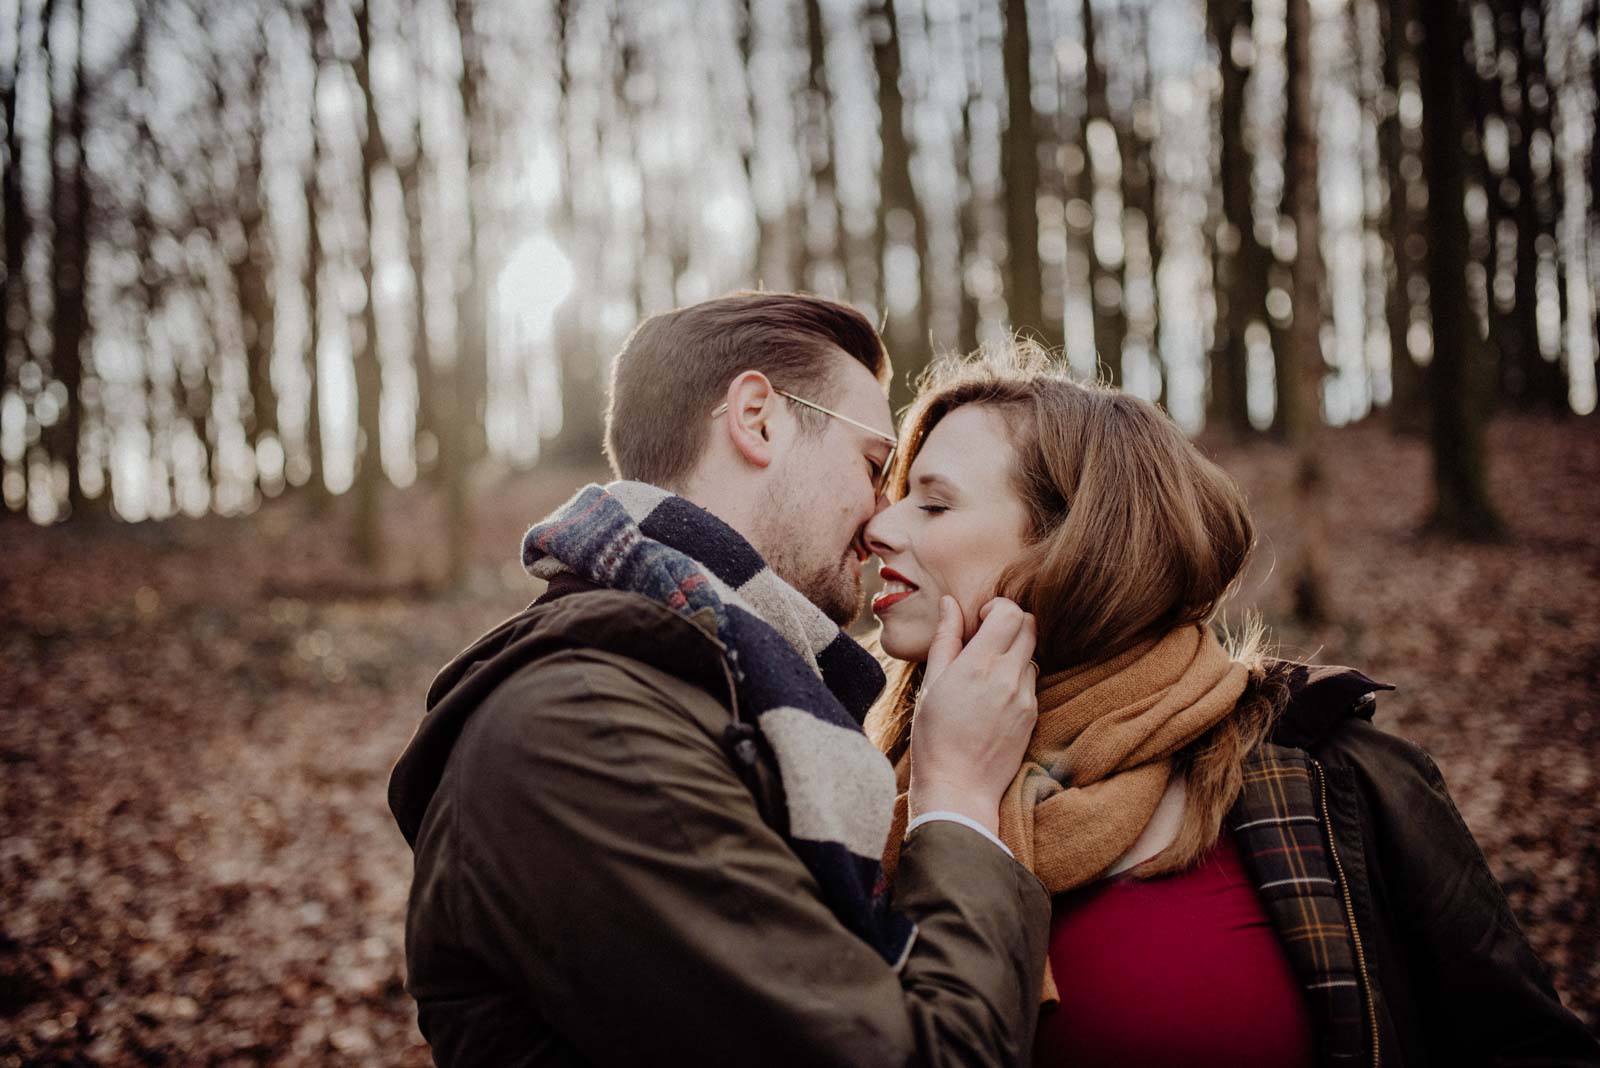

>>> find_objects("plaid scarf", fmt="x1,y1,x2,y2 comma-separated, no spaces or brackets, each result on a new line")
521,481,916,968
1231,743,1370,1066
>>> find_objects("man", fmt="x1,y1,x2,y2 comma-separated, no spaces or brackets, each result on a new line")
389,292,1049,1066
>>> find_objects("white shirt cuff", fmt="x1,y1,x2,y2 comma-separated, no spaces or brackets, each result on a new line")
906,811,1014,858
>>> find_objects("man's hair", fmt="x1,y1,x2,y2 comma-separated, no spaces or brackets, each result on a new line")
604,291,890,486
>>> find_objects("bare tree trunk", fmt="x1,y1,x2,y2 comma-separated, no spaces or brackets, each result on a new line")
126,9,165,516
1125,25,1163,404
871,0,932,407
1419,0,1502,537
1591,0,1599,388
233,37,276,453
1505,0,1564,415
353,0,386,565
548,0,602,463
618,11,658,315
302,0,327,499
1080,0,1125,384
1061,103,1093,363
801,0,846,296
303,173,325,497
1001,0,1045,340
1467,9,1513,405
2,4,30,515
47,0,93,518
399,137,436,475
1284,0,1328,619
1142,145,1167,405
738,0,784,289
1381,0,1427,433
184,335,215,507
736,0,760,279
733,3,794,293
1207,0,1258,434
455,0,489,467
444,0,487,587
957,92,981,356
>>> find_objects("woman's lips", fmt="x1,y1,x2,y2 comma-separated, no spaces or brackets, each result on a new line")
873,567,919,616
872,588,914,615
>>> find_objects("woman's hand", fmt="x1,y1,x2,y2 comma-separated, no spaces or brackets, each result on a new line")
907,595,1039,836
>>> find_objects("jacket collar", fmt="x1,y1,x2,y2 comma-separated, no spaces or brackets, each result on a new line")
1269,661,1394,751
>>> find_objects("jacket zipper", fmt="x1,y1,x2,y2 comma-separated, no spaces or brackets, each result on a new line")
1311,757,1380,1068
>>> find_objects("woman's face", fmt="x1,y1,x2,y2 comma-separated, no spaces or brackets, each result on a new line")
864,404,1033,662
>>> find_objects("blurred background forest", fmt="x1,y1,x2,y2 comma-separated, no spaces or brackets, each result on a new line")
2,0,1598,1062
1,0,1597,544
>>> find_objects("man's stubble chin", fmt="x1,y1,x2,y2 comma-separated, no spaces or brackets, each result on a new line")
766,538,862,627
755,487,863,627
803,552,864,627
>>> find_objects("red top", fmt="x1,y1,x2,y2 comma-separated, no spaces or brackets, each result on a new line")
1032,830,1316,1068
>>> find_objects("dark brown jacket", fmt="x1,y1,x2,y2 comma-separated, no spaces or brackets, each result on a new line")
389,576,1051,1067
1233,666,1600,1067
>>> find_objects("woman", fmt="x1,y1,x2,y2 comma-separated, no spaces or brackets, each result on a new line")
864,342,1598,1068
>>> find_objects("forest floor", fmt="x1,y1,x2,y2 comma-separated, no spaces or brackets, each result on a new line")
2,413,1597,1064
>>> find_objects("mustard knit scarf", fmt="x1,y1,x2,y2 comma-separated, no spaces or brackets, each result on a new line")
883,623,1248,1002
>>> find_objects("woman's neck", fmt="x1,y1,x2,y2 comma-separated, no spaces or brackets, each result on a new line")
1103,772,1187,878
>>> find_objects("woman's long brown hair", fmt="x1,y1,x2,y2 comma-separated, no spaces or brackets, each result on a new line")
865,340,1286,877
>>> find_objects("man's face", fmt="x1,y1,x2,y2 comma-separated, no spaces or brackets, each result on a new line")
756,354,895,626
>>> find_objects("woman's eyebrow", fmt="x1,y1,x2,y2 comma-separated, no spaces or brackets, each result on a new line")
914,472,957,493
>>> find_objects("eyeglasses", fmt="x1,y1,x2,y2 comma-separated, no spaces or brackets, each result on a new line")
713,388,898,494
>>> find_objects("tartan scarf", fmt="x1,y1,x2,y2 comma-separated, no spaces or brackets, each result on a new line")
521,481,916,968
1231,744,1370,1067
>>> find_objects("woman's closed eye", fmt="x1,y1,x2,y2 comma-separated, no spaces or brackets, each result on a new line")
917,504,949,515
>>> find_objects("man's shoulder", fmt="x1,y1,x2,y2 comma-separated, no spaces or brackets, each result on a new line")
519,582,732,689
395,584,740,843
440,579,734,709
455,588,739,758
479,644,728,736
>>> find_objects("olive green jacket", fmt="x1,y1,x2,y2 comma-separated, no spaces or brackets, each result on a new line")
389,575,1051,1067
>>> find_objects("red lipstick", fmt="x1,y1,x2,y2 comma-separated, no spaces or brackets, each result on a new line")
872,567,919,616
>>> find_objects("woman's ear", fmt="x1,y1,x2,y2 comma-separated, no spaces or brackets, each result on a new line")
719,371,777,469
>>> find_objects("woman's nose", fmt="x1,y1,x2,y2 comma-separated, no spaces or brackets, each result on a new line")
863,503,901,555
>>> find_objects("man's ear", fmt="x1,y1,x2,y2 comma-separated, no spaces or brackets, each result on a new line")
720,371,777,469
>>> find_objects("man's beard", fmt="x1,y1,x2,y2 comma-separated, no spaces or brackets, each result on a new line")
755,504,863,627
783,548,864,627
753,466,866,626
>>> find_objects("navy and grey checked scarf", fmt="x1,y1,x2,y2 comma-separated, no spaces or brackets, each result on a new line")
521,481,917,968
